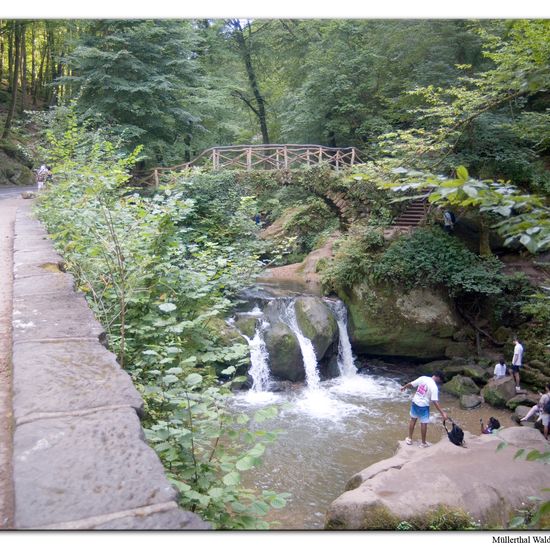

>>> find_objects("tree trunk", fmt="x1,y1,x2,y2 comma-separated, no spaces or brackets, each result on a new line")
20,25,27,113
2,22,22,139
0,20,4,85
30,24,36,104
231,20,270,144
479,213,492,257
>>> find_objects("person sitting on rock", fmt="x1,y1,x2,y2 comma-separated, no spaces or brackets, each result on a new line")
400,371,448,448
493,357,507,380
480,417,500,434
520,384,550,435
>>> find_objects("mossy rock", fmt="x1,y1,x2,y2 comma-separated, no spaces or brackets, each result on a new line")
444,342,473,359
343,283,461,361
0,150,34,185
462,364,489,384
294,296,337,360
263,321,304,382
520,365,550,391
481,377,517,408
233,315,258,339
442,375,480,397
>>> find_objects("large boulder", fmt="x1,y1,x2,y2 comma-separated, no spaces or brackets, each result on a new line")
460,394,483,409
263,321,304,382
326,427,549,530
482,376,517,408
442,375,480,397
342,283,466,361
294,296,338,360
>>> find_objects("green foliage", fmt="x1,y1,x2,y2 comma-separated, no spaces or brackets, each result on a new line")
374,164,550,253
281,197,339,255
396,506,480,531
60,20,201,164
374,228,504,298
143,372,289,529
34,115,287,529
320,226,385,292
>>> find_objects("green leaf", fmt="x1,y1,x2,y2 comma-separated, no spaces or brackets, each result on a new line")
185,373,203,387
159,302,177,313
456,166,469,181
222,471,241,486
269,495,288,509
235,456,257,471
220,366,236,376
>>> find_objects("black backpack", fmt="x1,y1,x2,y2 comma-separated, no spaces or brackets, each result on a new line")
543,398,550,415
444,419,464,447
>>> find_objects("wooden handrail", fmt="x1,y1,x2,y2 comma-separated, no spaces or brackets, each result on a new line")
135,144,364,182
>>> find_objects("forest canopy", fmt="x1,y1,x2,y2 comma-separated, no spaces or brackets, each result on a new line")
0,18,549,186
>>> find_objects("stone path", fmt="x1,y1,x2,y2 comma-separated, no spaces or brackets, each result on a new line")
0,193,209,530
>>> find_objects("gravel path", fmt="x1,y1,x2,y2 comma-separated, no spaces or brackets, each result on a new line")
0,195,21,529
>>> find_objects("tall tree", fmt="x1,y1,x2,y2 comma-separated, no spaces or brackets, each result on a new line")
60,19,201,164
226,19,271,144
2,21,22,139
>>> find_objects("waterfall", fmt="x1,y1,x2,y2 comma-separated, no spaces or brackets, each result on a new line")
326,299,357,378
281,300,321,391
243,321,272,392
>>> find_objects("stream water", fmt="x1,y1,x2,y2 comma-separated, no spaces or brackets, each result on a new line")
229,288,514,530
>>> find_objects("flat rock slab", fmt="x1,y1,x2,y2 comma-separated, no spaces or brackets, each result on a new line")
13,289,105,343
14,271,76,298
14,408,177,528
13,247,65,279
12,339,143,421
327,427,549,529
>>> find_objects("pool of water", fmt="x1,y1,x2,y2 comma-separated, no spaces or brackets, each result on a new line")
230,369,515,530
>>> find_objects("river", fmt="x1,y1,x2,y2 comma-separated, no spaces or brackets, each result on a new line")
229,288,515,530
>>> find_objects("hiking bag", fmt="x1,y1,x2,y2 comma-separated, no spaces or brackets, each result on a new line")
543,398,550,415
444,418,464,447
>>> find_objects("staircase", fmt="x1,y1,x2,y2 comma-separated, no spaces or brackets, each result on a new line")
391,196,429,228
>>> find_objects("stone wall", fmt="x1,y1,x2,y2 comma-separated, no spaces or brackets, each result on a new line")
11,205,209,530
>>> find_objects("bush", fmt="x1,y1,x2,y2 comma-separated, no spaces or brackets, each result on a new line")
320,226,385,291
373,227,505,298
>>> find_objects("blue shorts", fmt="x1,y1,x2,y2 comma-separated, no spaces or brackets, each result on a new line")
410,403,430,423
512,364,521,373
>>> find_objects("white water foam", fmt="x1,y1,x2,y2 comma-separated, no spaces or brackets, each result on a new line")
281,300,321,391
326,298,357,378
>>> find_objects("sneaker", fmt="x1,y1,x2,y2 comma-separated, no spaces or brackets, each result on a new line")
420,442,431,448
516,386,521,392
405,437,412,445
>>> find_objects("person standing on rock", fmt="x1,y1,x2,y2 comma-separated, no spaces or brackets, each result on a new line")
511,337,524,392
401,371,448,448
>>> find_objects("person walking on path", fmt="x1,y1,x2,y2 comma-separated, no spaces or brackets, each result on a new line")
443,210,455,233
511,336,524,392
401,371,448,447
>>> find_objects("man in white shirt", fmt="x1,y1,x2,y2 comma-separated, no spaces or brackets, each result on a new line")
400,371,448,448
511,337,524,391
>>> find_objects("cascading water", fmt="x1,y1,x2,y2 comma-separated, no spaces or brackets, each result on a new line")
326,299,357,378
243,320,271,392
280,299,321,391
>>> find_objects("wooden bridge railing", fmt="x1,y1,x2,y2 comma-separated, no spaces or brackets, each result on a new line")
137,144,364,186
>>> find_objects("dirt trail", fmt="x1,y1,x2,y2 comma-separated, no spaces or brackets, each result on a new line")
0,196,21,529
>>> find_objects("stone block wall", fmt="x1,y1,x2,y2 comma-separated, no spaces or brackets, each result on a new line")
11,206,209,530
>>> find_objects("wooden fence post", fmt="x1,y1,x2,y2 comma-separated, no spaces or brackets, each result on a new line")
284,146,288,169
154,169,159,188
246,147,252,170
